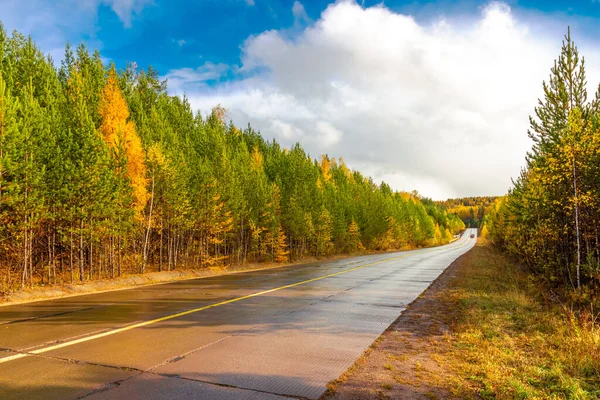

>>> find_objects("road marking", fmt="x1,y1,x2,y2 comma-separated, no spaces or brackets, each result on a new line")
0,254,409,364
0,232,473,365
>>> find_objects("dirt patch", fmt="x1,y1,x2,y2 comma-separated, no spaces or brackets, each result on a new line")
322,244,476,400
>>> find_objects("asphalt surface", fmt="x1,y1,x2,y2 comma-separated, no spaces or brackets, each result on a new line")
0,229,477,400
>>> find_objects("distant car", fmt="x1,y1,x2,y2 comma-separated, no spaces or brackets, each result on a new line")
470,234,475,239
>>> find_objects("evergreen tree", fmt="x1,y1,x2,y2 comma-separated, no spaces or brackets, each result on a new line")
0,24,466,290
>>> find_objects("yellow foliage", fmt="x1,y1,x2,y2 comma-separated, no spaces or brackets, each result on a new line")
377,216,397,250
348,219,364,252
250,146,263,171
249,219,265,243
208,192,234,245
480,224,489,239
147,143,167,170
273,225,289,263
320,155,332,182
399,192,412,202
338,157,354,183
432,223,443,245
316,176,323,191
99,69,148,217
211,104,228,125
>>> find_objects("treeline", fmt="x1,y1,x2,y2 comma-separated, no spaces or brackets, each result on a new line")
486,30,600,291
0,26,464,291
435,197,498,228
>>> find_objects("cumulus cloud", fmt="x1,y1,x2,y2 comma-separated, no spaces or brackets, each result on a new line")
292,1,311,27
180,1,595,199
101,0,154,28
164,63,231,92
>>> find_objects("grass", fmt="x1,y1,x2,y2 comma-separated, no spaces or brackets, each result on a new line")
440,241,600,399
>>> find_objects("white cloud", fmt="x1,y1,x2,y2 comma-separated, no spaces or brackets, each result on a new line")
176,1,596,199
0,0,152,46
101,0,153,28
315,121,343,147
163,63,231,92
292,1,311,27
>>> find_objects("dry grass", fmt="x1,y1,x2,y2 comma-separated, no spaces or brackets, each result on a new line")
438,242,600,399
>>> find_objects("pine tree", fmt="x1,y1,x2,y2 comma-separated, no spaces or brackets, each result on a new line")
0,26,471,290
314,207,333,256
528,29,590,289
273,224,289,263
347,219,364,252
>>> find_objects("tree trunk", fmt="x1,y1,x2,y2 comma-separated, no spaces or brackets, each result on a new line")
79,219,84,282
70,228,74,284
89,227,93,281
28,227,33,288
47,228,52,285
118,236,122,277
159,219,163,272
142,174,155,274
111,234,115,279
21,226,28,289
573,157,581,289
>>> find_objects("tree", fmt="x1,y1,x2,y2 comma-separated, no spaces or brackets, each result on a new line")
99,66,148,218
273,225,289,263
347,219,364,253
488,29,600,292
527,29,590,289
0,26,469,290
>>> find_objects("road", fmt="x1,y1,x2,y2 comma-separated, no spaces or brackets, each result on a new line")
0,228,476,400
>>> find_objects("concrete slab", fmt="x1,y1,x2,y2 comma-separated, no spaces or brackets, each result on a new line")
87,373,290,400
0,354,135,400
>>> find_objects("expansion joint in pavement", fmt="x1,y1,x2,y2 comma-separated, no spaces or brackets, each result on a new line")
162,373,308,400
0,307,97,326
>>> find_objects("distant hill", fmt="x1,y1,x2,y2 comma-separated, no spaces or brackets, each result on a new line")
435,197,499,228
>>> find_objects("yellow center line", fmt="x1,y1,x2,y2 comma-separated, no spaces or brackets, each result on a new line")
0,233,473,365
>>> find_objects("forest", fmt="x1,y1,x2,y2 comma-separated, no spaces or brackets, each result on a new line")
0,26,464,291
486,30,600,293
435,196,497,229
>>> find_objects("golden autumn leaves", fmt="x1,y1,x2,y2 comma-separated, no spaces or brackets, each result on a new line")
99,69,148,218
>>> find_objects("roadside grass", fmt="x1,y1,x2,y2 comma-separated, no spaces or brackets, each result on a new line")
442,242,600,399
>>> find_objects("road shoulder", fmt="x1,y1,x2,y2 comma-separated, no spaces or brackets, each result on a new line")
322,240,600,400
321,241,472,400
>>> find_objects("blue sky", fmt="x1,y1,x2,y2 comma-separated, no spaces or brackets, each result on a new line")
2,0,600,199
89,1,600,73
3,0,598,79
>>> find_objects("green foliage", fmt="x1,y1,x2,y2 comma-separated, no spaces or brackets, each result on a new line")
0,25,464,290
487,28,600,292
434,196,498,228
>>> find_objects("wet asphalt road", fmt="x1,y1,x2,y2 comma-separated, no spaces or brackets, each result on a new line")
0,229,477,400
